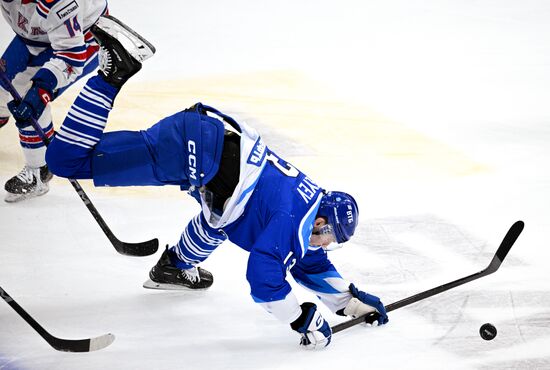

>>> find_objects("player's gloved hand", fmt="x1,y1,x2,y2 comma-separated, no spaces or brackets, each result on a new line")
290,302,332,349
344,283,389,326
7,79,53,127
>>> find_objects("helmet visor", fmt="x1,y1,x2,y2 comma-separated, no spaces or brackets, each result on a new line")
311,224,342,251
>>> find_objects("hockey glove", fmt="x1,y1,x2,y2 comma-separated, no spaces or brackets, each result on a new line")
7,79,53,128
344,283,389,326
290,302,332,349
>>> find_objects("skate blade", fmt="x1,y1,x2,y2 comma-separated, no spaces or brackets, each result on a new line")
142,279,209,291
95,15,156,62
4,186,49,203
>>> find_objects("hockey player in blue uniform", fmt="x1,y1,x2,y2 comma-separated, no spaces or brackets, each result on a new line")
45,16,389,349
0,0,108,202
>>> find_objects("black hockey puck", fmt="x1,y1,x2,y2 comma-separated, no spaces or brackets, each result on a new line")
479,323,497,340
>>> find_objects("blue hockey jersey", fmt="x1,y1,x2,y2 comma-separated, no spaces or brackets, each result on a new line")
84,102,354,324
155,105,354,324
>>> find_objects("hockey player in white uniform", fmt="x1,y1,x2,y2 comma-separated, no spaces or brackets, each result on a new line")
0,0,107,202
45,16,389,349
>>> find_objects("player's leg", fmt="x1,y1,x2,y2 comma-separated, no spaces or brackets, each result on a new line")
3,66,55,202
3,43,99,202
1,38,55,202
0,37,31,129
143,213,225,290
46,15,154,181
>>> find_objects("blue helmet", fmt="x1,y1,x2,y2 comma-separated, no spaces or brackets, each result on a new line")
316,191,359,244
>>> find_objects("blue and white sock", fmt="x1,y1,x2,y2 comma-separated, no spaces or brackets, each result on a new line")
55,76,119,150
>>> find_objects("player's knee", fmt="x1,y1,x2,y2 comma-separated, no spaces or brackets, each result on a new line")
46,138,92,178
45,142,70,177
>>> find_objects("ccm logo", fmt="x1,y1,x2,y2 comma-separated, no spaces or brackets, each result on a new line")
188,140,197,180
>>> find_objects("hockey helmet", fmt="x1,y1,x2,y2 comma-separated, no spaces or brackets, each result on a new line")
316,191,359,244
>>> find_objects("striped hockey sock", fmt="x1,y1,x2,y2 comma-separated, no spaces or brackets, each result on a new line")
55,76,119,151
18,123,54,148
172,214,227,269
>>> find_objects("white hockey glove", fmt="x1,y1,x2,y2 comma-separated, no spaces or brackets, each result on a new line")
343,283,389,326
290,302,332,350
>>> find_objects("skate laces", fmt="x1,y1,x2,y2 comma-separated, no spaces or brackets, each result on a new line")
98,47,113,75
15,166,39,184
182,267,200,283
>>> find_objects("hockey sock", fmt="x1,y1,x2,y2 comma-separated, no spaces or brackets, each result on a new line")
45,76,118,178
55,76,117,152
19,123,54,167
171,214,227,270
18,104,55,168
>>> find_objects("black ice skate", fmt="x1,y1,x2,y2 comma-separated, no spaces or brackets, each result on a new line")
91,15,156,88
4,165,53,203
143,247,214,290
0,116,8,129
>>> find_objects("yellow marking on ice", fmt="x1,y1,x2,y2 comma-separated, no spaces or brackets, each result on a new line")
0,70,488,198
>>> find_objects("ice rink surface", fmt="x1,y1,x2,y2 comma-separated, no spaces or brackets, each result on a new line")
1,1,549,369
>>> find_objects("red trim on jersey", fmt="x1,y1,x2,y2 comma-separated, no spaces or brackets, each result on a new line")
37,1,49,15
56,51,88,61
86,44,100,59
84,31,95,42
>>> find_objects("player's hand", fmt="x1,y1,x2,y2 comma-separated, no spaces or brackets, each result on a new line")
8,80,52,127
344,283,389,325
290,302,332,349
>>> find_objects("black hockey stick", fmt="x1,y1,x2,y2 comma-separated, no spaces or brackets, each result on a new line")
0,285,114,352
332,220,524,334
0,67,158,257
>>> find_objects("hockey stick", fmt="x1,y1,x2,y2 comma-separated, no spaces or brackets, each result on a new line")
0,67,158,257
0,285,114,352
332,220,524,334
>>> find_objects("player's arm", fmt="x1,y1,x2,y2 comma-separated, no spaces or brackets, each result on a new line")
40,0,90,90
8,0,88,123
291,247,389,325
246,214,332,349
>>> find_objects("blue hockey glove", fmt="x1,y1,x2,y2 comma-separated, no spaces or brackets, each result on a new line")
345,283,389,325
7,79,53,127
290,302,332,349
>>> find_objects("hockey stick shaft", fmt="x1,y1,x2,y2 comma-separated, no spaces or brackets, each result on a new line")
332,221,524,334
0,285,114,352
0,67,158,256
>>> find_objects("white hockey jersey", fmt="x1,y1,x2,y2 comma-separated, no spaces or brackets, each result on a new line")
1,0,107,89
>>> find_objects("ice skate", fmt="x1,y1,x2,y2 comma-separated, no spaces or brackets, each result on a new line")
0,117,8,129
91,15,156,88
143,248,214,290
4,165,53,203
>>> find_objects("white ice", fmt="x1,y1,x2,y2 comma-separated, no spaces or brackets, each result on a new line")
1,1,549,369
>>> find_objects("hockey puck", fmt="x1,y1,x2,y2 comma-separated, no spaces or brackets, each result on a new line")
479,323,497,340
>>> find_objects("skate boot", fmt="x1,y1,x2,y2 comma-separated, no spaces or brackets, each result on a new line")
143,247,214,290
0,117,8,129
90,15,156,88
4,165,53,203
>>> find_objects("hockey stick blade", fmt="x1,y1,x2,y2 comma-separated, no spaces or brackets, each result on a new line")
0,67,158,257
1,286,115,352
485,220,523,274
332,220,524,334
112,237,159,257
48,333,115,352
